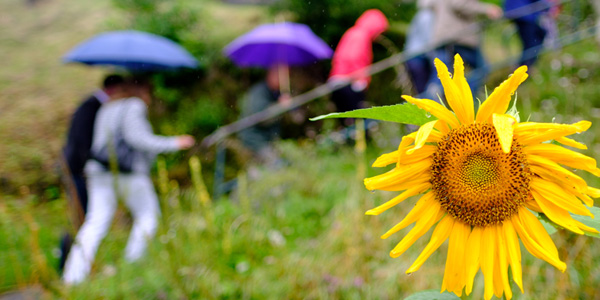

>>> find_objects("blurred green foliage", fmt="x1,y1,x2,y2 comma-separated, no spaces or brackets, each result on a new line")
272,0,416,48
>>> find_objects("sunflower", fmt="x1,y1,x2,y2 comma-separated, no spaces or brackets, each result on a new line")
366,54,600,300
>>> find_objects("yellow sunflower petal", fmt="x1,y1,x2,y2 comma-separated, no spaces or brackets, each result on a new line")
364,159,431,191
493,256,504,299
492,113,516,153
524,199,543,212
496,225,513,300
514,120,591,135
530,178,592,217
587,187,600,198
515,121,591,146
512,209,566,271
381,193,434,239
372,150,398,168
376,172,430,192
373,145,437,168
442,221,469,295
518,207,559,257
524,144,600,176
389,201,443,258
406,215,455,274
366,182,431,215
397,132,417,167
465,227,482,296
434,56,473,124
529,158,588,192
476,66,528,123
533,190,584,234
572,219,600,234
503,221,523,292
481,226,496,300
452,54,475,123
555,136,587,150
403,95,460,129
408,120,438,154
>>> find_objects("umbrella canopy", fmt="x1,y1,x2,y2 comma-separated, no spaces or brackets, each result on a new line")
224,22,333,68
63,30,199,70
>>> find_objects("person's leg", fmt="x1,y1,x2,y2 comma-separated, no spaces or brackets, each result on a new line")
331,85,365,126
62,173,117,284
72,174,88,214
515,19,546,67
406,55,430,94
122,174,161,262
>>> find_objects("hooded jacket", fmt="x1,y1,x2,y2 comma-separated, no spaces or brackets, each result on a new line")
329,9,389,87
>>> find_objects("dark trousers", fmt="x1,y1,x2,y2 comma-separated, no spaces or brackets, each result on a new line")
59,173,88,272
72,174,88,214
406,54,433,94
331,84,366,126
331,84,366,113
515,19,547,67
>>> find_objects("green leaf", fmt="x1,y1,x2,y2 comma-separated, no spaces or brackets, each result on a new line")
310,103,436,126
570,206,600,238
403,290,461,300
537,213,558,235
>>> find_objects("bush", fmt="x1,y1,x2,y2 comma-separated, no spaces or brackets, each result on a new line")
272,0,416,47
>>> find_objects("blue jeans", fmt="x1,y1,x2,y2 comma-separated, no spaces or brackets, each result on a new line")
406,54,433,94
515,19,546,67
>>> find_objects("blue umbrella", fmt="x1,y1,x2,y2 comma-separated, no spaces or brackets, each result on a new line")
224,22,333,68
63,30,199,70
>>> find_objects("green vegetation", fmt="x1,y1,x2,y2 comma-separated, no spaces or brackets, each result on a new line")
3,0,600,299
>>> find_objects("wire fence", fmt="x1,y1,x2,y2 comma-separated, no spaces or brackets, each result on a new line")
199,0,596,197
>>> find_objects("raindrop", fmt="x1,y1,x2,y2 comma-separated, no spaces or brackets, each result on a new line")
425,112,432,118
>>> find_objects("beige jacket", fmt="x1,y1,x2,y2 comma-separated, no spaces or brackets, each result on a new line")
430,0,495,48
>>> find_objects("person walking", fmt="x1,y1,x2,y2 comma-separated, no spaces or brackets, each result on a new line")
59,74,127,271
62,78,195,284
238,65,292,164
504,0,551,68
425,0,502,100
62,74,127,216
328,9,389,124
404,0,436,94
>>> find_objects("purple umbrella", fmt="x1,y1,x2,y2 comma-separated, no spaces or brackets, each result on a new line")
224,22,333,68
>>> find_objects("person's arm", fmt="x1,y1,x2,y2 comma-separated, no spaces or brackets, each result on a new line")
450,0,502,20
121,98,182,154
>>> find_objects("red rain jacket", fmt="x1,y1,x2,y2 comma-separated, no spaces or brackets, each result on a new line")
329,9,389,87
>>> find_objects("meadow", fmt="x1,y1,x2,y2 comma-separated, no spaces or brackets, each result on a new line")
3,0,600,299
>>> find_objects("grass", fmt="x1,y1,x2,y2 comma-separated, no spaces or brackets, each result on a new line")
5,133,600,299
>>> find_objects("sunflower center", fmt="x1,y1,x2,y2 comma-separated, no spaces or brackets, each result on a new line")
462,154,499,190
431,123,532,227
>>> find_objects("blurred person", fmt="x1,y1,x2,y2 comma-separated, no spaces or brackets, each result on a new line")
62,77,195,284
504,0,552,68
59,74,127,271
425,0,502,101
328,9,389,125
238,65,292,164
594,0,600,46
404,0,436,94
63,74,127,216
